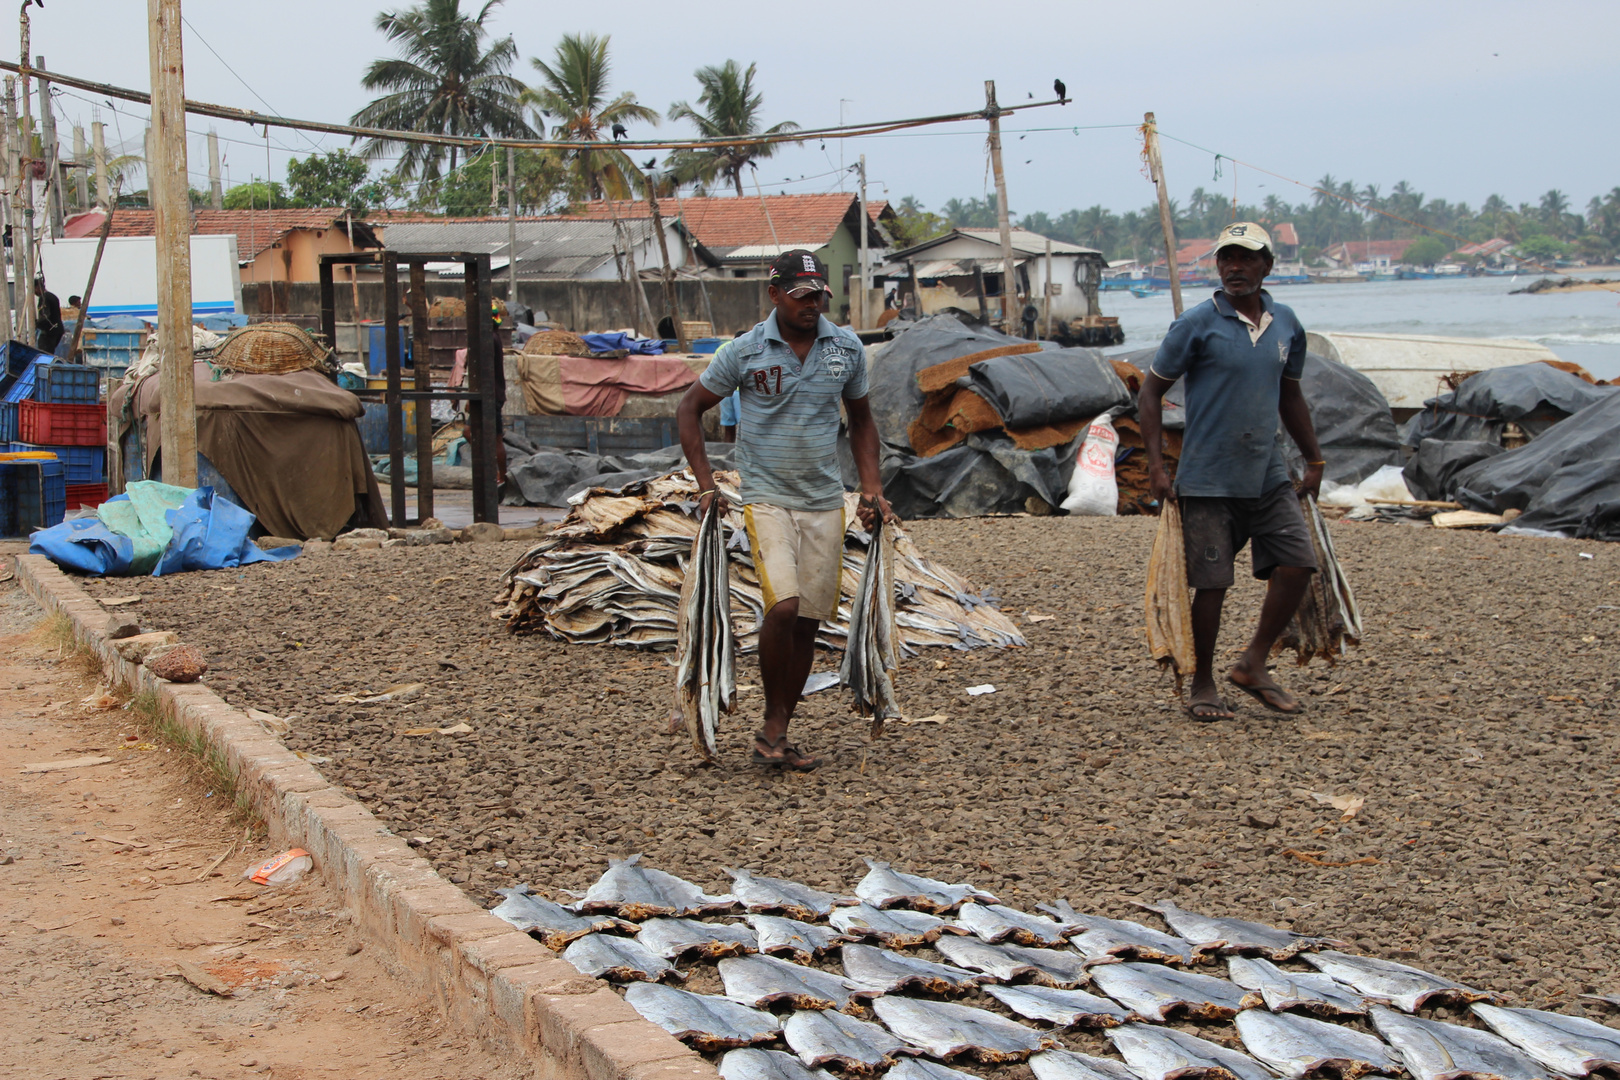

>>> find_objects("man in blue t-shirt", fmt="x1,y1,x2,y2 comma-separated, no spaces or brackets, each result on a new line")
677,249,896,769
1138,222,1326,720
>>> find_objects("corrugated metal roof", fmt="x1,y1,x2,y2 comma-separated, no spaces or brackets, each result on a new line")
382,218,658,277
950,227,1100,257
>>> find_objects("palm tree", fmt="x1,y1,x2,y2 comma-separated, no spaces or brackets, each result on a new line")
665,61,800,197
351,0,533,188
525,33,658,201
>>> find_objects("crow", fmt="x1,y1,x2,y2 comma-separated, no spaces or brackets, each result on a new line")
642,157,658,170
1054,78,1067,103
612,123,628,141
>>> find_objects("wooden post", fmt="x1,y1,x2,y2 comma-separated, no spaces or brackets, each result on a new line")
490,146,500,211
972,264,989,323
148,0,197,487
207,129,223,209
644,170,685,350
466,254,498,524
6,77,34,342
409,262,432,525
856,154,869,330
985,81,1018,332
505,145,518,312
1143,111,1184,318
0,93,10,342
92,120,108,209
64,204,113,360
614,217,658,335
37,57,62,238
1043,237,1053,340
72,124,88,210
908,258,922,315
382,251,405,525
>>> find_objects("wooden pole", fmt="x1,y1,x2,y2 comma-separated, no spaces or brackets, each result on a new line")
408,261,432,525
644,169,685,350
985,80,1018,332
6,77,34,342
505,144,517,311
0,90,11,342
92,119,108,209
614,217,658,335
72,124,87,209
37,56,61,238
206,129,222,209
65,203,113,360
1143,111,1184,318
148,0,197,487
856,154,868,329
1042,236,1053,340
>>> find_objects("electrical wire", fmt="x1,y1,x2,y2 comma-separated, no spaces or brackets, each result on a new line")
179,14,325,155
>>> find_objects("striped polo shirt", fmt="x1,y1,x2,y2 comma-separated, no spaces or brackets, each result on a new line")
699,311,869,511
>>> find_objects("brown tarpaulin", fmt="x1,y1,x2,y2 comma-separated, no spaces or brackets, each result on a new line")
110,364,387,541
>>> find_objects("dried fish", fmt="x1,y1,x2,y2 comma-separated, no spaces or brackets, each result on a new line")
783,1008,912,1073
1030,1048,1142,1080
575,854,734,920
1090,962,1261,1021
718,953,875,1012
675,499,736,760
1227,957,1371,1017
726,868,856,920
1233,1007,1399,1079
855,859,996,913
489,885,636,949
956,902,1070,947
830,904,959,947
1303,950,1501,1013
623,983,780,1051
933,936,1092,989
746,914,852,963
841,518,901,737
1471,1003,1620,1077
1106,1022,1276,1080
841,942,985,995
720,1048,835,1080
873,996,1058,1061
1041,902,1203,965
983,984,1134,1028
1370,1005,1546,1080
636,917,758,960
1145,500,1195,688
1137,899,1341,960
887,1058,991,1080
561,933,684,983
1276,495,1363,666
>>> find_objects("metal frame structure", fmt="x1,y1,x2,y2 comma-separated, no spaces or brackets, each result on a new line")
318,250,499,526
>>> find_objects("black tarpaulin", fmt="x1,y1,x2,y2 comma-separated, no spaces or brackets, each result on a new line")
964,347,1131,428
1402,363,1617,447
1402,439,1504,502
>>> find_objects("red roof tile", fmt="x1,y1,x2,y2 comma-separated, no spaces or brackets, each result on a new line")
1271,222,1299,247
63,207,363,257
564,193,862,250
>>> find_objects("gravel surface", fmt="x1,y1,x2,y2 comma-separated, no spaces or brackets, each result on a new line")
77,518,1620,1016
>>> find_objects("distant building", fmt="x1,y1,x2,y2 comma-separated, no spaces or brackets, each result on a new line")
1322,239,1416,271
373,216,704,282
1270,222,1301,262
880,226,1106,324
1454,237,1513,263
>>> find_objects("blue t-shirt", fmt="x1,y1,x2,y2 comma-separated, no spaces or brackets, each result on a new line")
1151,290,1307,498
718,388,741,427
699,312,869,511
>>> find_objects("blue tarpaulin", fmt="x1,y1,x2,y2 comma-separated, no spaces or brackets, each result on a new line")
579,332,664,355
29,480,299,576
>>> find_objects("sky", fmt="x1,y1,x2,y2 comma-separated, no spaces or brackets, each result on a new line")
29,0,1620,221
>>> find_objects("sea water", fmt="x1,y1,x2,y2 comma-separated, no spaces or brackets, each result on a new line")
1100,271,1620,381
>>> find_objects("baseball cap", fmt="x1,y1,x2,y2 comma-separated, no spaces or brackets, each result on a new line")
769,249,830,296
1213,222,1272,255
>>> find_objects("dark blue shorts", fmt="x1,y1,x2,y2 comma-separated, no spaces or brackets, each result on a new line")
1179,482,1318,591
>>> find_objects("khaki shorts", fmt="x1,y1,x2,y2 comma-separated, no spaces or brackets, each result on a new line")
743,503,846,622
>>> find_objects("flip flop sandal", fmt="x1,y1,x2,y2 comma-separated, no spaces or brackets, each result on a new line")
1227,675,1306,715
1184,697,1234,721
751,734,821,771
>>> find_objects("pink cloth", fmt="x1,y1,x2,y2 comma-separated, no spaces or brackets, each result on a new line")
557,356,699,417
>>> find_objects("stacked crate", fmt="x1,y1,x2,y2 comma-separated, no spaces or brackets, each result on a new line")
8,361,108,511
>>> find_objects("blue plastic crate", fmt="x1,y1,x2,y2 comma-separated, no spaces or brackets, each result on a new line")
0,401,14,442
82,327,146,374
2,358,51,404
34,363,100,404
13,458,65,533
9,442,105,483
0,461,14,537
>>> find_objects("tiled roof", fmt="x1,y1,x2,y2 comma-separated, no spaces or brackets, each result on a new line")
62,207,367,256
1272,222,1299,246
1327,239,1416,260
564,193,863,250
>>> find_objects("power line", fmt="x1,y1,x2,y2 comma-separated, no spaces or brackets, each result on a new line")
179,14,324,156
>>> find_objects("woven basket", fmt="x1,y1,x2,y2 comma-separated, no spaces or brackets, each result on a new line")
523,329,590,357
428,296,467,320
213,324,330,375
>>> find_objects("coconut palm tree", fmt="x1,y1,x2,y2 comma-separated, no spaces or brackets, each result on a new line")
351,0,533,189
665,61,799,197
525,33,658,201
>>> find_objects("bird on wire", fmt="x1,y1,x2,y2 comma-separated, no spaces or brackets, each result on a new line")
1054,78,1067,103
612,123,629,141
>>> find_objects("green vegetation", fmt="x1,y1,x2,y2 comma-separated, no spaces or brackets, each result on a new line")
130,689,262,829
524,32,659,201
1402,236,1449,267
666,61,800,197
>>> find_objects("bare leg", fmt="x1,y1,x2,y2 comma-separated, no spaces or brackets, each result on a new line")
756,597,820,765
1187,587,1234,719
1229,565,1313,713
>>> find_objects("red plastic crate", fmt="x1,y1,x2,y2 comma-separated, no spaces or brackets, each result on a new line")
18,400,106,446
65,482,108,510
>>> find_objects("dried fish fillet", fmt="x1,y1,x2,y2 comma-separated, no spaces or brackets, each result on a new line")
1233,1007,1399,1079
1041,902,1202,965
1145,501,1195,688
784,1008,911,1074
1276,495,1363,666
1472,1003,1620,1078
1303,950,1501,1013
855,859,996,913
1090,962,1260,1021
561,933,684,983
983,984,1133,1028
841,943,985,995
1137,899,1341,960
830,904,959,947
636,917,758,960
575,854,734,920
1106,1022,1275,1080
490,885,636,949
623,982,780,1051
720,1048,835,1080
1370,1005,1546,1080
746,914,852,963
873,996,1058,1062
887,1058,989,1080
718,953,874,1012
933,936,1092,989
675,500,736,760
956,902,1070,947
842,519,901,737
726,868,855,920
1227,957,1370,1017
1030,1048,1142,1080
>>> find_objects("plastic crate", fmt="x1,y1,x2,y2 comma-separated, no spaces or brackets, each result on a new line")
10,443,105,483
0,401,14,442
13,458,65,533
17,400,106,446
82,327,147,373
65,482,108,510
34,363,100,404
2,358,50,403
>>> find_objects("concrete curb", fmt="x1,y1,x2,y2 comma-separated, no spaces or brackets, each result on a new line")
16,553,718,1080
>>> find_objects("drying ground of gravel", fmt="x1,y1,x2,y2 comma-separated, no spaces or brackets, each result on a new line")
77,517,1620,1018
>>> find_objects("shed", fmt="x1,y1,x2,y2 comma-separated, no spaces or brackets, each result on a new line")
374,217,702,280
881,227,1105,324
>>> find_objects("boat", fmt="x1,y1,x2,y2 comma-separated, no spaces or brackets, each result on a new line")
1263,271,1311,286
1308,269,1366,284
1129,284,1162,298
1396,268,1435,280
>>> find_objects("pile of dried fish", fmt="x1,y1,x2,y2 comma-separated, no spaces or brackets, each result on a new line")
489,853,1620,1080
1143,500,1194,687
676,500,736,760
1277,495,1364,665
494,470,1025,654
841,518,900,736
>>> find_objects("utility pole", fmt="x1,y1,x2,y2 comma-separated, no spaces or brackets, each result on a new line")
17,10,37,302
644,168,685,350
207,129,223,209
490,147,499,212
1143,112,1184,318
72,124,87,209
7,76,34,341
91,120,108,209
37,56,61,238
148,0,197,487
505,145,517,311
855,154,868,330
985,80,1018,332
0,88,11,342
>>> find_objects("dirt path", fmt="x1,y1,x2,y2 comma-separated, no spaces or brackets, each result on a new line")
0,558,529,1080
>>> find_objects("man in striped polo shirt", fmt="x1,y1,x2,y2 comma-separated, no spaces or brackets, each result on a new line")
677,249,896,769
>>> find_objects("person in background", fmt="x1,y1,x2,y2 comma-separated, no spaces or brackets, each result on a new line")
67,294,82,311
35,278,63,354
718,388,741,442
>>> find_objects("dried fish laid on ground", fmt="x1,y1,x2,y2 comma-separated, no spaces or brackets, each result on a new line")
855,859,997,913
676,499,736,760
887,1059,989,1080
573,853,735,919
623,982,780,1051
840,942,986,995
841,518,901,736
1472,1003,1620,1077
1030,1048,1141,1080
830,903,961,947
1106,1023,1276,1080
1302,950,1502,1013
726,868,856,920
490,885,637,948
1226,956,1371,1017
718,952,876,1012
1370,1006,1547,1080
495,471,1025,655
1041,902,1204,965
933,936,1092,989
561,932,685,982
1090,961,1261,1021
636,916,758,960
1144,501,1195,688
745,914,853,963
873,996,1060,1061
955,902,1071,947
1137,899,1343,960
784,1008,913,1073
1233,1007,1400,1079
1276,494,1364,665
721,1048,835,1080
983,984,1134,1028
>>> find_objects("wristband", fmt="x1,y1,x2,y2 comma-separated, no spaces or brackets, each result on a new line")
697,489,716,497
1306,460,1326,466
